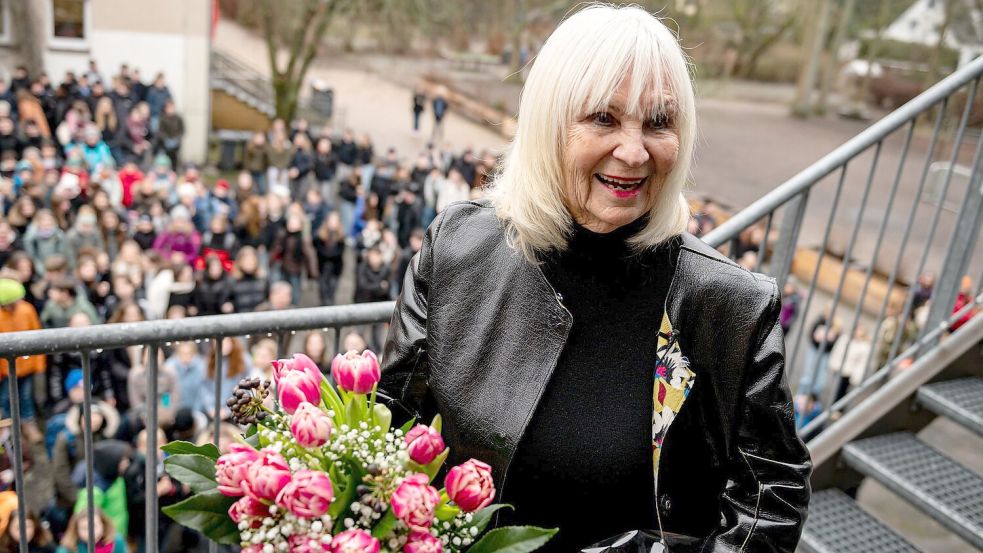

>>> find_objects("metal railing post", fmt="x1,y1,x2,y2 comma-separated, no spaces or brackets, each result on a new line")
146,343,160,553
771,191,809,292
80,351,96,553
6,356,27,553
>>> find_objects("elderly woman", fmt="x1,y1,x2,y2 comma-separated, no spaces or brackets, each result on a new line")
380,5,810,552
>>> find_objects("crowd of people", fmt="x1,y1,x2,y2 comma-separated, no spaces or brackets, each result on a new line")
0,59,500,553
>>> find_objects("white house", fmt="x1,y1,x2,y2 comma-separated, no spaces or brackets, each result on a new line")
882,0,983,67
0,0,211,163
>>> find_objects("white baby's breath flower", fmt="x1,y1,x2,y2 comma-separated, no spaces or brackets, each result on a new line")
469,526,479,536
344,518,354,528
263,544,274,553
311,520,323,533
452,537,462,547
464,513,473,523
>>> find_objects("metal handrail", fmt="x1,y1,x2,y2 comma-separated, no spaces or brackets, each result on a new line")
703,54,983,248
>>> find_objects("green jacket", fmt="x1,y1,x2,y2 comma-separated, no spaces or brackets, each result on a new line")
40,296,101,328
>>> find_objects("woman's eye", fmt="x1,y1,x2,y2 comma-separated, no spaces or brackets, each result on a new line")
647,113,671,130
589,112,614,126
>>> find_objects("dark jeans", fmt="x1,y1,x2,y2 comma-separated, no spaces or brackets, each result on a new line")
319,272,339,306
0,374,36,420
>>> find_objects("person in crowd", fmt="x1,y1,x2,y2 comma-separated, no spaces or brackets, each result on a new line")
41,277,101,329
254,280,293,313
797,309,841,400
288,133,314,201
243,132,268,195
0,278,45,443
435,166,470,214
829,325,872,403
193,254,235,317
56,506,126,553
167,262,196,315
430,88,448,143
355,246,389,350
164,341,207,414
872,299,919,374
127,346,178,426
302,330,329,371
198,214,237,271
155,99,183,169
412,87,426,135
950,275,977,332
270,212,318,306
313,212,345,306
379,6,809,551
313,137,337,201
230,246,267,313
356,133,375,192
337,167,361,239
265,130,293,198
303,187,331,232
204,337,253,420
0,494,55,553
47,316,116,414
24,209,71,275
72,439,131,536
152,207,200,267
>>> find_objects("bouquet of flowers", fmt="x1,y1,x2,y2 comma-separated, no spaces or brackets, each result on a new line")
161,349,556,553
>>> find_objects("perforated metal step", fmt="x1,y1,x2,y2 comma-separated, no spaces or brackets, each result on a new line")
800,489,921,553
917,377,983,438
841,432,983,550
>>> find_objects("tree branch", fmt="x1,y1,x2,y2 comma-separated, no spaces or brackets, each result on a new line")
259,0,282,78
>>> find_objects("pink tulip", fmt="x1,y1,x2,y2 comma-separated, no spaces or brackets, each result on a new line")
289,535,330,553
279,369,323,415
445,459,495,512
329,529,380,553
243,449,292,502
276,469,335,519
404,529,443,553
390,473,440,529
404,424,445,465
273,353,324,386
215,443,260,497
330,350,381,394
241,546,264,553
291,402,334,448
228,495,269,527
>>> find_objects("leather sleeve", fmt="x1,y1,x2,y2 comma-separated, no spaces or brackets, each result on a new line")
379,210,445,426
703,279,812,552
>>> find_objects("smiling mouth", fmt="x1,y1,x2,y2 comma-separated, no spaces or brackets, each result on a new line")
594,173,648,191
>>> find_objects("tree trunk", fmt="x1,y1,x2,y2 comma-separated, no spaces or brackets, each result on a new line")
816,0,855,116
792,0,832,118
924,0,954,88
506,0,526,84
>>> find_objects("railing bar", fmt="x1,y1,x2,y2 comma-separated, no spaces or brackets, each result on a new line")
703,55,983,248
213,338,222,447
754,212,774,273
146,343,160,553
277,332,289,360
860,97,950,381
816,141,882,411
334,326,343,358
0,302,397,358
6,357,27,553
885,77,980,367
828,120,915,407
788,164,849,394
772,191,810,291
81,350,96,553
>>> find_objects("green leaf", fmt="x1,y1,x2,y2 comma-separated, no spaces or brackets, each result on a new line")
435,502,459,521
244,431,260,449
161,441,220,461
431,413,443,433
164,454,218,493
370,510,398,539
465,526,558,553
406,447,448,483
321,380,345,423
469,504,513,536
399,417,417,435
162,489,239,545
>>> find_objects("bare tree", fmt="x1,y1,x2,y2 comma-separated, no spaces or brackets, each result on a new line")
256,0,344,122
729,0,799,78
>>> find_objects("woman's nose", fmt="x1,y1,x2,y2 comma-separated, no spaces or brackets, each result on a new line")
612,131,650,167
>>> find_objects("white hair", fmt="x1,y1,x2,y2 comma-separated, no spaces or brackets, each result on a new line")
487,3,696,261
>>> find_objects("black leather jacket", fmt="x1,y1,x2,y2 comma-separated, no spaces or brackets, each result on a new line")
381,199,811,552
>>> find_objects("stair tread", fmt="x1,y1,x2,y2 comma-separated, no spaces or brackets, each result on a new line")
801,489,922,553
842,432,983,549
917,377,983,438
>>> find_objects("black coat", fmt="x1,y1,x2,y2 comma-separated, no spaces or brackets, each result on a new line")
193,275,235,316
380,199,811,551
355,262,389,303
313,235,345,277
232,273,269,313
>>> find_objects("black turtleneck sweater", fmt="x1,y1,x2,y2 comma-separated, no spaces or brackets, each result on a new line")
501,217,679,552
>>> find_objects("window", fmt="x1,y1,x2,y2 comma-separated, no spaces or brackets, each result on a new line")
49,0,90,50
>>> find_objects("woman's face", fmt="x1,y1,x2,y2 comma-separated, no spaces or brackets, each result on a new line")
306,334,326,358
563,78,679,233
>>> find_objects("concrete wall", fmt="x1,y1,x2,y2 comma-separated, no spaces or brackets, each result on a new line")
0,0,210,164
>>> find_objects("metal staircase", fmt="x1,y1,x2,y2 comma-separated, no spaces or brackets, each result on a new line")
210,49,276,117
702,55,983,551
